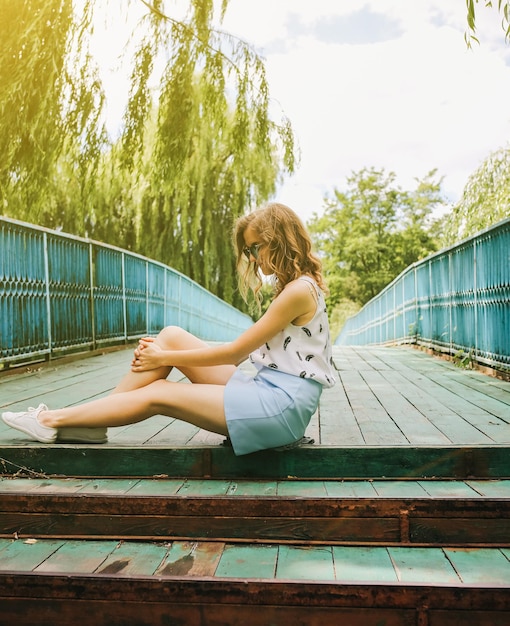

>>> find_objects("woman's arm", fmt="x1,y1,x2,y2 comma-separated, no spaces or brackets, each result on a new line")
132,279,316,372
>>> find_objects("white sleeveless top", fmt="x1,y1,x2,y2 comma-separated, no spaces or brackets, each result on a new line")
250,276,336,388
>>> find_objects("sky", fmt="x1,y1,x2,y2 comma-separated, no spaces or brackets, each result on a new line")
96,0,510,224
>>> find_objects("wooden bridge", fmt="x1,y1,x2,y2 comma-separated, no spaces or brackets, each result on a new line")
1,344,510,625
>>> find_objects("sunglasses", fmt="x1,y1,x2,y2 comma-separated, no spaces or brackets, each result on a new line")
243,243,261,260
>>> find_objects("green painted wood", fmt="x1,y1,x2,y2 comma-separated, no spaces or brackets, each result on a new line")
372,481,430,498
388,547,459,583
76,479,140,494
96,540,168,576
0,478,90,493
444,548,510,584
178,479,231,496
0,538,63,570
361,370,451,445
108,415,176,445
339,371,409,445
2,345,509,453
466,480,510,497
215,544,278,579
380,370,495,445
0,539,510,588
4,476,506,500
156,541,224,576
226,480,277,495
323,480,377,497
424,370,510,422
333,546,398,582
126,478,185,496
2,445,510,478
276,545,335,580
276,480,328,497
318,384,365,445
34,539,119,573
418,480,481,498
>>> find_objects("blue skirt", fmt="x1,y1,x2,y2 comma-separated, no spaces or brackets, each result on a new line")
224,365,322,456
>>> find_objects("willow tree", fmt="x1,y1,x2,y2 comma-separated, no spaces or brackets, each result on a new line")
465,0,510,45
0,0,105,223
0,0,295,308
115,1,295,306
441,146,510,245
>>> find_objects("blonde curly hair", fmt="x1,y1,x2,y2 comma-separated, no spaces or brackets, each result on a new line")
233,202,327,305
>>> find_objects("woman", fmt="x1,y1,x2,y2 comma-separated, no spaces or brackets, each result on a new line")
2,203,336,455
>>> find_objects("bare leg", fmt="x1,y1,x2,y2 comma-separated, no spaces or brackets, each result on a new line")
113,326,236,393
40,378,229,436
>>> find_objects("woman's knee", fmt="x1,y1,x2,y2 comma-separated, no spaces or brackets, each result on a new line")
156,326,186,347
156,326,205,350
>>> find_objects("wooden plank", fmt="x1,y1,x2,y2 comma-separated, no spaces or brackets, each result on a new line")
2,445,510,479
0,477,89,493
156,541,224,576
333,546,398,582
323,480,378,497
444,548,510,583
0,568,509,625
226,480,278,496
76,479,140,494
276,545,335,580
0,599,420,626
339,371,409,445
417,480,481,498
392,367,510,441
318,384,365,445
410,517,510,545
178,479,231,496
361,370,451,445
215,543,278,578
0,538,63,570
276,481,328,497
141,417,200,446
126,478,185,496
429,610,510,626
378,370,494,444
466,479,510,497
420,369,510,422
107,415,179,445
5,476,504,500
96,540,168,576
2,345,509,452
388,547,459,583
372,481,429,498
34,539,119,573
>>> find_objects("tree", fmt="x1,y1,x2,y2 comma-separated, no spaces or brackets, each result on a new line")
441,146,510,245
465,0,510,46
309,168,443,308
0,0,296,311
0,1,104,222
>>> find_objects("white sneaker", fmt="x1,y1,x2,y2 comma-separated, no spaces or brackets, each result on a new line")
1,404,57,444
57,427,108,444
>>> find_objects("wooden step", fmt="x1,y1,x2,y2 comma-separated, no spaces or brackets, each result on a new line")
1,477,509,546
1,538,509,625
1,443,510,479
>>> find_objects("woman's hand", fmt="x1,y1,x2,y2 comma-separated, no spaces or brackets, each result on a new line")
131,337,164,371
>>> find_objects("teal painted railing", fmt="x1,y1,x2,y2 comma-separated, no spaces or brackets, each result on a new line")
336,218,510,372
0,217,252,368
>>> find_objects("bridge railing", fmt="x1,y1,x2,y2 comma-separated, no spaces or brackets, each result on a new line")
335,217,510,373
0,217,252,368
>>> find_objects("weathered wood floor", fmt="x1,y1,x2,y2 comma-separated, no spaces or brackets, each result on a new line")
1,345,510,625
0,345,509,479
